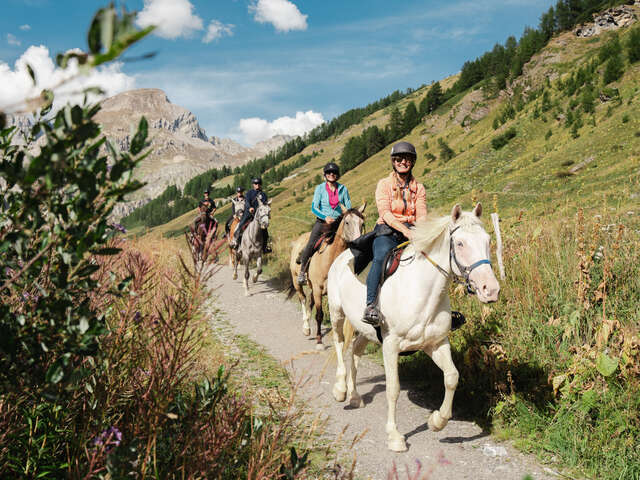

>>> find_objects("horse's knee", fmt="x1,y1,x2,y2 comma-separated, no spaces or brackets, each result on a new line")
444,369,459,390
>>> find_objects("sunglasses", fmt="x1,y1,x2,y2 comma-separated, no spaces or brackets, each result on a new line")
392,157,414,164
325,171,338,176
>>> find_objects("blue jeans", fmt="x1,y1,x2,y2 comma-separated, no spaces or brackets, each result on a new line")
365,233,402,305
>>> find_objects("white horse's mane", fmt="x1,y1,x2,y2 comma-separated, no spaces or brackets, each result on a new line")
411,211,484,253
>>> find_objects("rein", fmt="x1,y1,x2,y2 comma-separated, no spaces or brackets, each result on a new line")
418,226,492,295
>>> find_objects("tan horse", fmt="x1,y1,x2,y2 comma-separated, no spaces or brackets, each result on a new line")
289,203,366,349
227,197,245,279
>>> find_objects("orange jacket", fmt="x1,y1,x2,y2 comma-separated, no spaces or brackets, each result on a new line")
375,172,427,225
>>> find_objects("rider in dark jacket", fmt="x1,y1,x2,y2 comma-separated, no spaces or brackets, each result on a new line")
202,190,216,215
231,177,271,253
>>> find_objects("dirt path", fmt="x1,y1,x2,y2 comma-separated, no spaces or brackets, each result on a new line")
209,266,559,480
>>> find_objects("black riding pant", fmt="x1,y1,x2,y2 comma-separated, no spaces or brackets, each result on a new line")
299,218,325,270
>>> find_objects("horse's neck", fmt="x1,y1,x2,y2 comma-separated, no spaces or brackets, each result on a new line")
327,222,348,258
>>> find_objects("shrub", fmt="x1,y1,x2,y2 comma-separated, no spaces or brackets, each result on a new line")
622,114,630,123
545,129,553,140
437,138,455,162
627,27,640,63
491,128,517,150
603,54,625,85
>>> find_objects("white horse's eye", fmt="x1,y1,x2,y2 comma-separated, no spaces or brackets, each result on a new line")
456,241,463,247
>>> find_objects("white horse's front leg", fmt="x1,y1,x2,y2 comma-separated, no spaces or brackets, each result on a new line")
382,339,406,452
232,250,239,280
330,304,347,402
426,339,458,432
243,257,250,296
252,254,262,283
346,334,368,408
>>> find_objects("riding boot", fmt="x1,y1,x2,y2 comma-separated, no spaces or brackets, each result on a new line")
362,303,380,326
262,229,272,253
297,261,308,285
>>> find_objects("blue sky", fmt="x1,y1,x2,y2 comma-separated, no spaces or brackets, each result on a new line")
1,0,555,145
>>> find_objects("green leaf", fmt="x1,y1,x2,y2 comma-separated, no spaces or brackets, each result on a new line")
87,7,106,54
45,363,64,384
130,116,148,155
26,63,36,85
596,352,618,377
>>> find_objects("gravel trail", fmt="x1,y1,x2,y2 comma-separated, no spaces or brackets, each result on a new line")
209,265,559,480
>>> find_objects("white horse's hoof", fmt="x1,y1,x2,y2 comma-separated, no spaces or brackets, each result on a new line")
332,385,346,402
315,343,324,351
252,275,258,283
428,410,448,432
387,435,407,452
302,326,310,336
348,394,364,408
232,273,237,280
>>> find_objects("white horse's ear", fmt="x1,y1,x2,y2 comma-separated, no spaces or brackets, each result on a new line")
267,199,272,206
358,201,367,214
473,202,482,217
451,204,462,222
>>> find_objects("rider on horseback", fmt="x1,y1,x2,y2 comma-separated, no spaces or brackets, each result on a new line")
194,200,217,237
296,162,351,284
363,141,427,326
225,186,245,236
202,190,216,215
231,177,272,253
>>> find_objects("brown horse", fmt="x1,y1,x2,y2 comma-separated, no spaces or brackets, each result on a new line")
227,196,245,279
289,203,366,349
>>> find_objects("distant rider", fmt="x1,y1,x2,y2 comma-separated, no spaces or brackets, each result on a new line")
194,200,217,237
225,186,245,237
202,189,216,215
231,177,272,253
363,142,427,326
296,162,351,284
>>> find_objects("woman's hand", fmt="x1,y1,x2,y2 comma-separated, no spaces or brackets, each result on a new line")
325,217,335,224
403,227,414,240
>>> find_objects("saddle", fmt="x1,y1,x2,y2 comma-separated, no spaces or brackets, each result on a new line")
312,230,336,251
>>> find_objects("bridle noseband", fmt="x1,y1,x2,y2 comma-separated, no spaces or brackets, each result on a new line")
448,225,492,294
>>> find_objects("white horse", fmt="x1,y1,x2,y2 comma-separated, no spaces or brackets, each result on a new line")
327,204,500,452
234,198,271,296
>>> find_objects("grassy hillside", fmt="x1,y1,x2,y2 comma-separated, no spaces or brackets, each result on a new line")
140,12,640,479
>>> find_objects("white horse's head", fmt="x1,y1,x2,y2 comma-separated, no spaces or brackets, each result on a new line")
338,202,366,242
231,197,245,219
449,203,500,303
255,198,271,229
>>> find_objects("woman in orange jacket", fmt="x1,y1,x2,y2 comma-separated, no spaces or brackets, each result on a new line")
363,141,427,326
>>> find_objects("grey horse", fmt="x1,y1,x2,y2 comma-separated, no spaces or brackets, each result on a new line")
234,198,271,296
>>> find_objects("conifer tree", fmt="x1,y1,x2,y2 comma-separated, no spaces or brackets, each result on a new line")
603,54,624,85
628,27,640,64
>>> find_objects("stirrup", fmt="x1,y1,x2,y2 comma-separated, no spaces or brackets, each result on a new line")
362,304,380,326
263,245,272,253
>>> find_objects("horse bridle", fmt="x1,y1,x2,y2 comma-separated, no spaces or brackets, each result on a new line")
255,205,270,228
448,226,492,295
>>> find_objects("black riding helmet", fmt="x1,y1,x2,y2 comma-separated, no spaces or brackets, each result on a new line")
252,177,262,185
204,189,210,195
390,141,417,158
323,162,340,179
390,141,416,172
236,186,245,193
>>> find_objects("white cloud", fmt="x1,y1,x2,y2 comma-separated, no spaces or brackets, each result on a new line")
7,34,21,46
19,24,31,31
203,20,234,43
250,0,308,32
136,0,203,39
0,45,135,113
238,110,323,145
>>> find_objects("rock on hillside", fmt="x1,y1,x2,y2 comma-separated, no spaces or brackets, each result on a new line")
94,88,292,217
574,4,637,37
